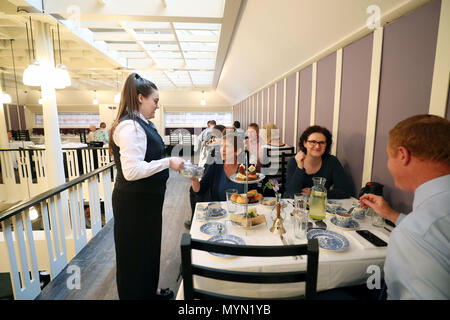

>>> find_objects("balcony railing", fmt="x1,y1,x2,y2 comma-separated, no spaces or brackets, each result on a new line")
0,162,115,300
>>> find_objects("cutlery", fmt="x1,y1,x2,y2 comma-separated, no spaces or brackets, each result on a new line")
347,207,355,215
384,226,392,233
280,235,298,260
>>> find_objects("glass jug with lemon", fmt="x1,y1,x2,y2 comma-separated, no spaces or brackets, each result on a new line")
309,177,327,220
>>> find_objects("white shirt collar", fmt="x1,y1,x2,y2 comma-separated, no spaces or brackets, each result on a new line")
413,174,450,210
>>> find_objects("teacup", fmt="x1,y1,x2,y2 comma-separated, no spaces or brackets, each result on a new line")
335,212,352,227
207,202,222,217
351,202,366,219
180,163,205,178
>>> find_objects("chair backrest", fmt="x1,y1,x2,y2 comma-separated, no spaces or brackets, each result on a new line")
18,130,30,141
79,131,87,144
169,134,180,145
263,147,295,194
180,233,319,300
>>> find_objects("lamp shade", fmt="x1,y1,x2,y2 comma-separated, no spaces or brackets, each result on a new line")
200,98,206,106
93,98,99,105
23,60,42,86
0,92,12,104
55,64,71,88
114,92,121,103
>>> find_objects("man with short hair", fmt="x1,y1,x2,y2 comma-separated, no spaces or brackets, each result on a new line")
360,114,450,300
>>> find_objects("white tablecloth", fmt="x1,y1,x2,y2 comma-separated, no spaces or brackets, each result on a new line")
176,198,390,299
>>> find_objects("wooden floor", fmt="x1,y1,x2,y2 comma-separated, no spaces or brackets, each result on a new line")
36,167,193,300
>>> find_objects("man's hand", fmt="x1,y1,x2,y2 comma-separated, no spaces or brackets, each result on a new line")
359,193,400,224
295,151,306,169
169,157,185,171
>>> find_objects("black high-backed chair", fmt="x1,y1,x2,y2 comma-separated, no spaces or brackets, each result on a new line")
180,233,319,300
262,147,295,195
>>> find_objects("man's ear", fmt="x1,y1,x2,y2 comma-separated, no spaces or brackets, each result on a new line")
397,146,411,166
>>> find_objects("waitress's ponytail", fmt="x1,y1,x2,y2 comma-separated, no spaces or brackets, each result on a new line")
109,73,158,152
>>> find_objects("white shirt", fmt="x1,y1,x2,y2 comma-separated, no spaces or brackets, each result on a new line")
113,113,170,181
384,174,450,300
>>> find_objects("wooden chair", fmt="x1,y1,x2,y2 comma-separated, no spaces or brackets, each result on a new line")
180,233,319,300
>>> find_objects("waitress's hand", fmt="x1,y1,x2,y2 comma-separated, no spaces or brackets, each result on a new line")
295,151,306,169
169,157,185,171
191,177,200,192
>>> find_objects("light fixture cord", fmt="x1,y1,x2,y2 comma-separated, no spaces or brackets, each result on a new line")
29,17,35,60
10,40,20,107
25,22,31,64
57,23,62,65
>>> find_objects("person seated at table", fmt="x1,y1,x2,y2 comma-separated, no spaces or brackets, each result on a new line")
245,123,263,171
7,130,13,142
93,122,109,144
359,114,450,300
284,125,352,199
191,132,246,202
86,124,97,143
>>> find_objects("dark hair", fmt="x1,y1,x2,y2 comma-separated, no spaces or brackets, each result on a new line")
233,121,241,129
100,122,106,128
207,120,216,126
109,73,158,151
212,124,226,137
299,125,332,157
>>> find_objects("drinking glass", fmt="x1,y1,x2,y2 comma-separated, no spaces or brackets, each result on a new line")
372,213,385,227
225,189,238,213
293,210,308,239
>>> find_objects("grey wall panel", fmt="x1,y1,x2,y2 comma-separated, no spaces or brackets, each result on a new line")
285,73,297,148
297,65,312,143
276,79,284,135
315,52,336,131
18,105,26,130
268,84,275,124
372,0,441,213
337,32,373,197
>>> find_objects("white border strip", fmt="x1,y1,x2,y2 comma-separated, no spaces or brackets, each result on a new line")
429,0,450,117
293,71,300,153
310,62,317,125
282,77,287,142
362,28,384,187
331,49,343,156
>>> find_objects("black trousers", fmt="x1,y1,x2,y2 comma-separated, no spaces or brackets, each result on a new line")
112,187,165,300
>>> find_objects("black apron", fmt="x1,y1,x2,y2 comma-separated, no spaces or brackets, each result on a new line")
111,115,169,299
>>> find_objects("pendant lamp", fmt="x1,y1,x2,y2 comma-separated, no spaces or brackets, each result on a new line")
200,90,206,106
23,17,42,86
54,23,71,88
93,90,99,105
0,73,12,104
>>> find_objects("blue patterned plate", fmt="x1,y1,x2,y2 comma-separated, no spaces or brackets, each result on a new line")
307,229,350,252
207,234,245,257
206,204,227,219
200,222,226,236
330,217,360,231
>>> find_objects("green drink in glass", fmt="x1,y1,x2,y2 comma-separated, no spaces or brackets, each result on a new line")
309,177,327,220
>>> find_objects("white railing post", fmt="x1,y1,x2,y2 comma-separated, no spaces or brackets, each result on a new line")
68,184,87,254
87,176,102,236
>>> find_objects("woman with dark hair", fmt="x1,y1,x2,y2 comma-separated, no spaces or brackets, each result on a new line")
284,125,352,199
110,73,185,300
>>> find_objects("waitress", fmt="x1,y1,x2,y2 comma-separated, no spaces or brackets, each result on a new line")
109,73,184,300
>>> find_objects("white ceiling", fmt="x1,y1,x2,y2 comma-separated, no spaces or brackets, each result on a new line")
216,0,428,104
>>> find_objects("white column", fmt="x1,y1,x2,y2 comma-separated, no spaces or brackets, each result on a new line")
34,21,71,237
0,95,9,149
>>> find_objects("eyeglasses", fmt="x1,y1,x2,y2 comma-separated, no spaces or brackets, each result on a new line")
307,140,326,147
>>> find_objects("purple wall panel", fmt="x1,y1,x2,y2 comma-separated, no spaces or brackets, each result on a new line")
446,85,450,120
3,105,9,131
372,0,441,213
276,79,284,134
259,91,263,126
8,105,19,130
268,85,275,124
285,73,297,147
297,66,312,142
337,33,373,197
315,52,336,130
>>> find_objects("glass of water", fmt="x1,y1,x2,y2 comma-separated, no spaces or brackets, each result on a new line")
225,189,238,213
372,212,385,227
293,209,308,239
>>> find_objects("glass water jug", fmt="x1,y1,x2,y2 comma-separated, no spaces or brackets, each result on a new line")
309,177,327,220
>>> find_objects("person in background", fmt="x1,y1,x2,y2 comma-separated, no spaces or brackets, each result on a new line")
260,123,291,179
233,121,245,136
87,124,97,143
109,72,184,300
94,122,109,144
7,130,13,142
199,120,216,145
284,125,352,199
359,114,450,300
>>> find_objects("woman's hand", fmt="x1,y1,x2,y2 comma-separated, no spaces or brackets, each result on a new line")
359,193,400,224
295,151,306,169
191,177,200,192
301,188,311,196
169,157,185,171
